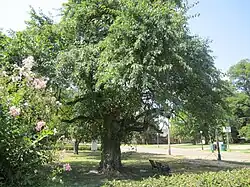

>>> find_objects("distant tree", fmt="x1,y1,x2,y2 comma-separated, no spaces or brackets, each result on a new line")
239,124,250,140
228,59,250,95
228,59,250,141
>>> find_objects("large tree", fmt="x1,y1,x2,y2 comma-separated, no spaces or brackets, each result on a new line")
1,0,226,172
53,0,225,172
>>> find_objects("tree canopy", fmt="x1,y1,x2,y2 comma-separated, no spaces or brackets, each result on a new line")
227,59,250,141
0,0,227,172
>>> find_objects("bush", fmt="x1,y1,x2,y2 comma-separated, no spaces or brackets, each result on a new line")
0,57,59,186
102,168,250,187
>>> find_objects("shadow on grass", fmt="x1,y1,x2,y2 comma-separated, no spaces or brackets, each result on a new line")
220,160,250,166
57,150,249,187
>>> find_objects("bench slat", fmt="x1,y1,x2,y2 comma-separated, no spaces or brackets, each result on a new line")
149,160,171,175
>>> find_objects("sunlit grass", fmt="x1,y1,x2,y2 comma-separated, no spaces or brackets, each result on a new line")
43,149,249,187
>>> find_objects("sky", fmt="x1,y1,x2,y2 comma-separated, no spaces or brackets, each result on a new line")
188,0,250,72
0,0,66,30
0,0,250,73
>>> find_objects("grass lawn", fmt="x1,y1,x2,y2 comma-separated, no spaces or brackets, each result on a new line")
226,148,250,153
171,144,203,149
129,144,203,149
43,149,249,187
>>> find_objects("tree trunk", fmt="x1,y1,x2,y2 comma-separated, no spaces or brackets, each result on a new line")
73,139,81,155
205,136,209,145
99,115,122,173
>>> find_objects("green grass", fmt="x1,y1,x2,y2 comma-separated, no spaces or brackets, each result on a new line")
42,149,250,187
152,143,250,153
103,168,250,187
130,144,202,149
226,148,250,153
59,143,101,151
171,144,203,149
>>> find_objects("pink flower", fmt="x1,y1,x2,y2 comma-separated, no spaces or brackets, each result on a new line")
9,106,21,117
33,78,47,89
63,163,72,171
35,120,46,132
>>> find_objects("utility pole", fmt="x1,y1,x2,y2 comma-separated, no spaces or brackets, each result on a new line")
200,131,203,150
226,132,230,151
167,118,171,155
216,129,221,161
157,133,159,148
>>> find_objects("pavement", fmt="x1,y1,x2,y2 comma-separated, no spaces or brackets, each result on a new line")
121,145,250,163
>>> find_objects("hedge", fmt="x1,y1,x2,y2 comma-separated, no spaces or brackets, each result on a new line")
103,168,250,187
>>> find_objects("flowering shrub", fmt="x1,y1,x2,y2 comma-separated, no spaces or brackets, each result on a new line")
9,106,21,117
63,163,72,171
35,120,46,132
0,57,60,186
33,78,47,89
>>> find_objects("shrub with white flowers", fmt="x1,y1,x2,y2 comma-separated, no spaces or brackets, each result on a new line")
0,57,62,186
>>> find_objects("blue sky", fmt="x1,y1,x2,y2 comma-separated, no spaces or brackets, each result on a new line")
188,0,250,72
0,0,249,73
0,0,66,31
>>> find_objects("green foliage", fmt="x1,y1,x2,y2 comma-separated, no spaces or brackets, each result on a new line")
102,168,250,187
1,0,228,171
0,8,67,78
56,0,226,135
239,124,250,140
228,59,250,120
171,122,193,142
0,57,59,186
227,59,250,141
0,31,11,66
228,59,250,94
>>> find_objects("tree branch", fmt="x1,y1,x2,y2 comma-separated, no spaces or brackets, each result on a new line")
150,124,163,133
135,108,162,120
62,115,91,123
241,103,250,108
126,123,146,132
173,111,187,124
66,96,87,105
126,121,162,133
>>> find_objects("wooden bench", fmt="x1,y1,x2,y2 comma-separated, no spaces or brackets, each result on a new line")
149,160,171,175
149,159,158,170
